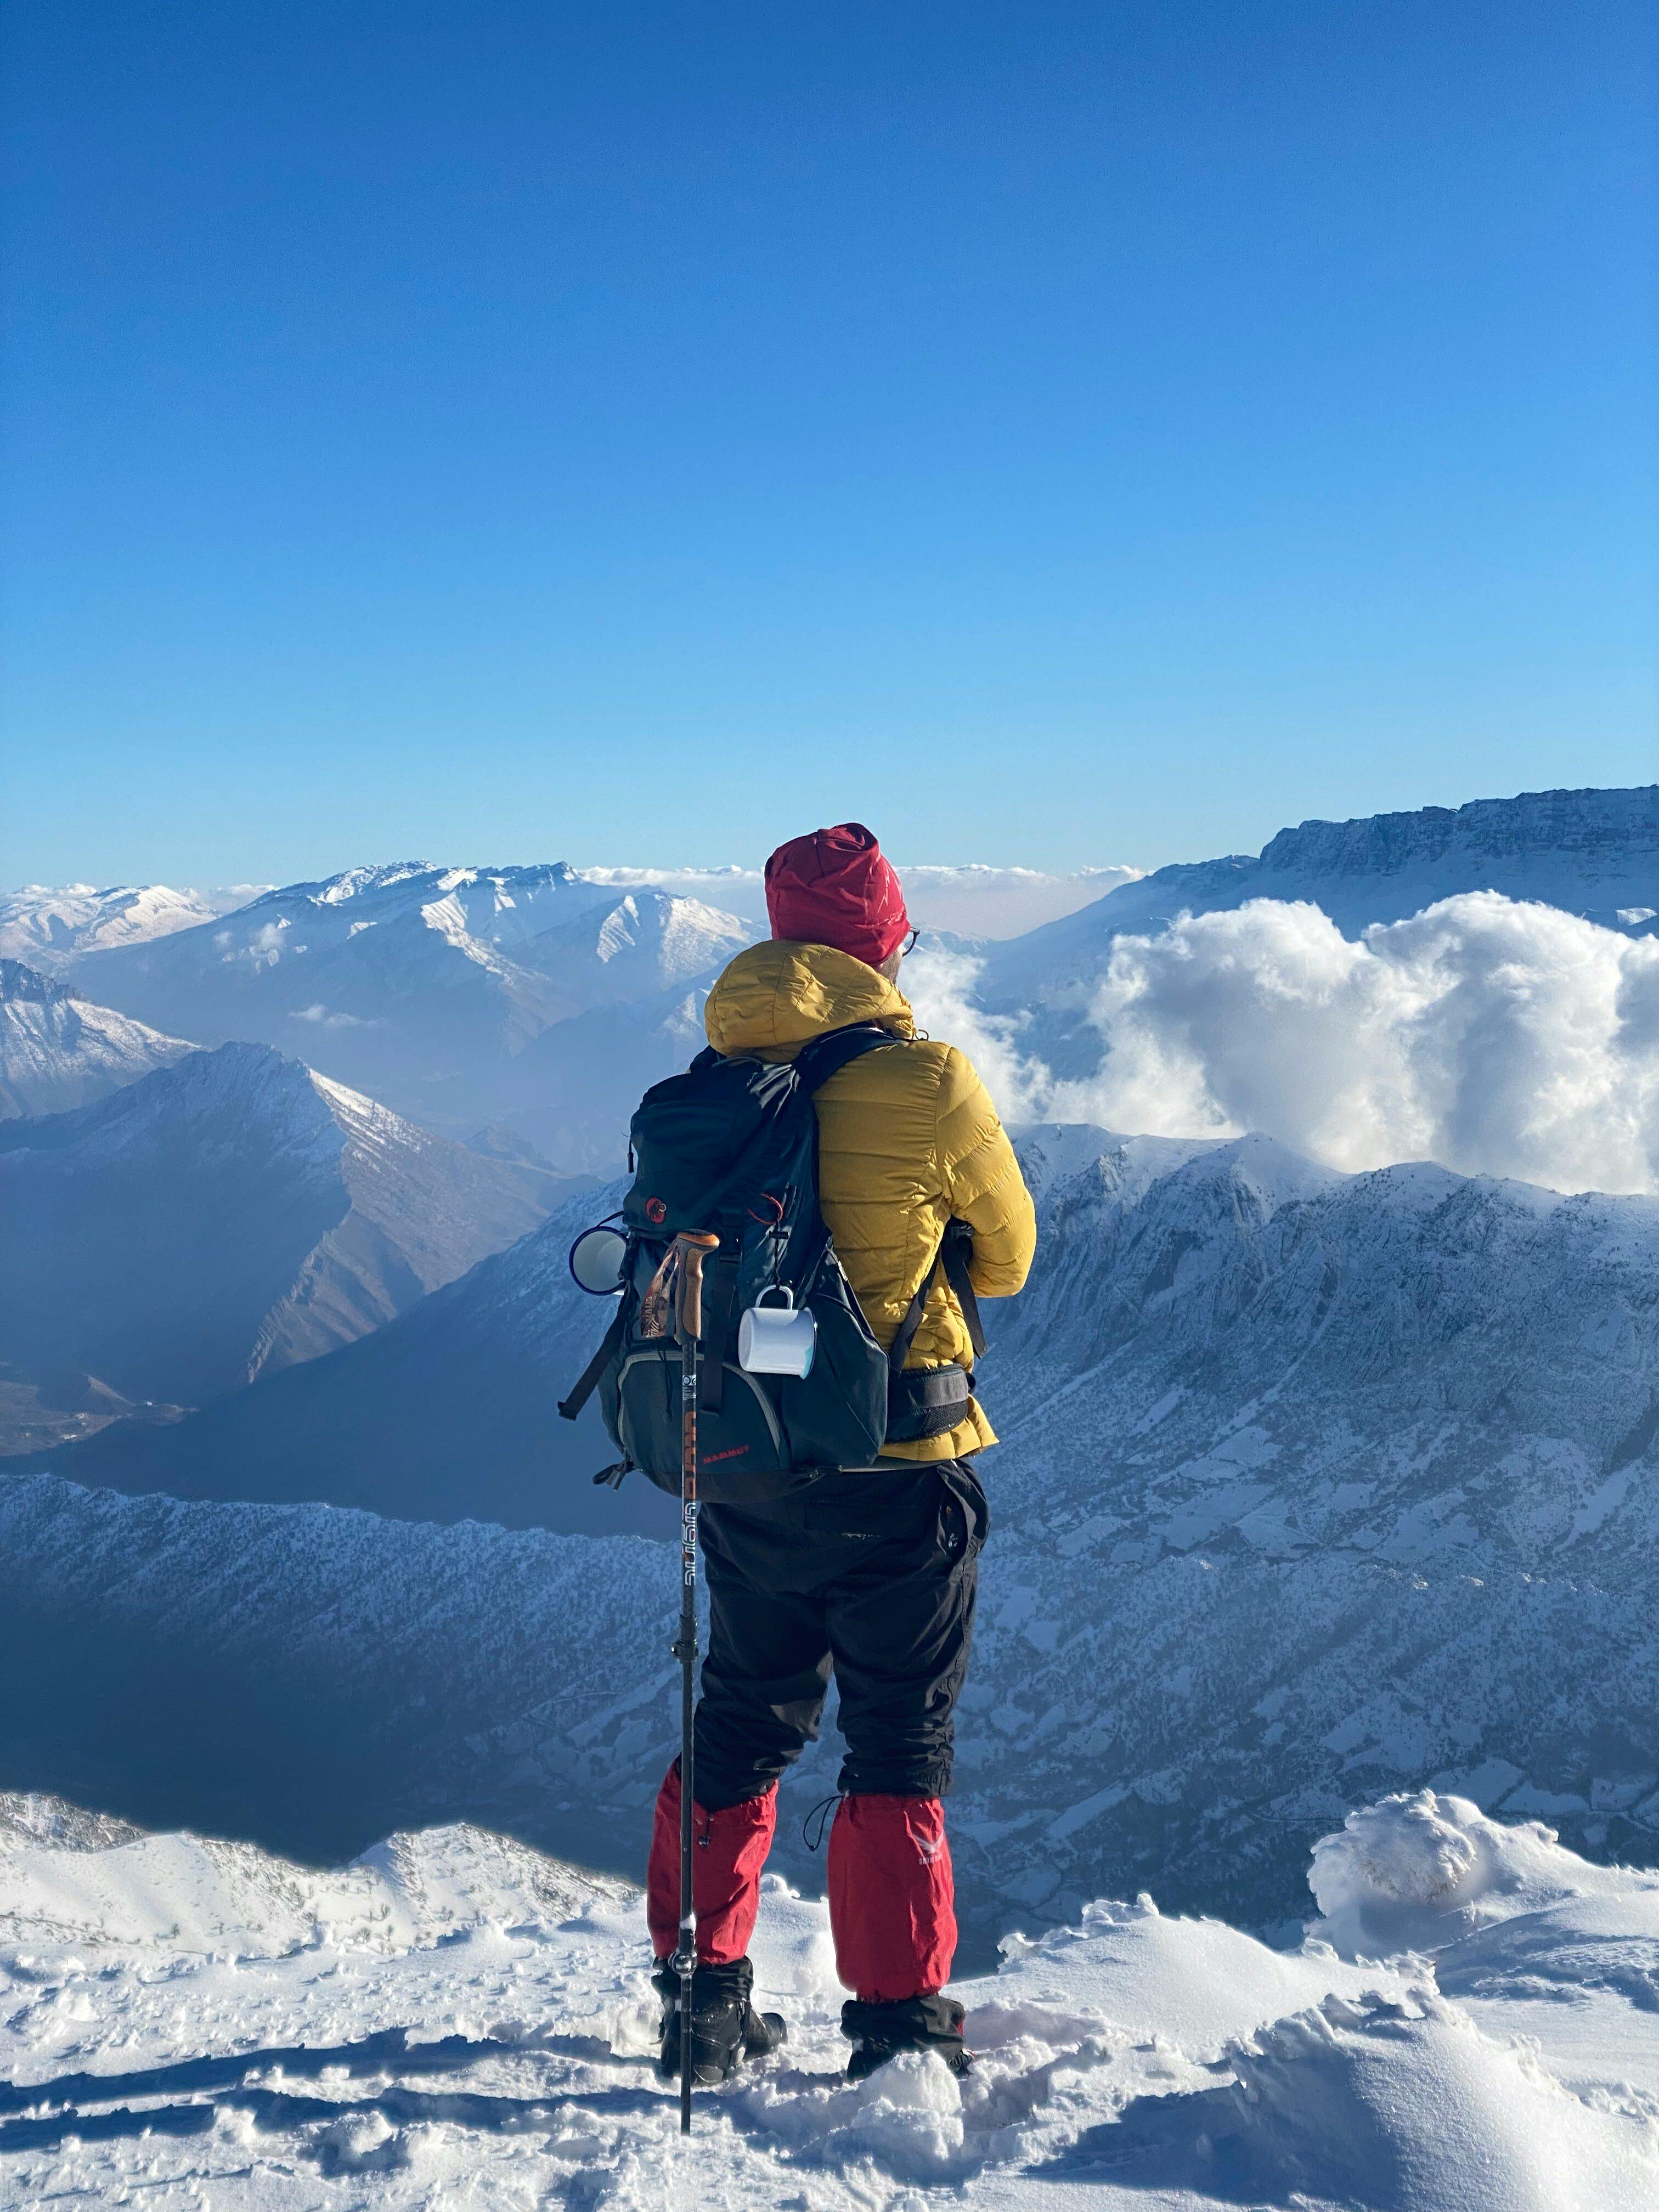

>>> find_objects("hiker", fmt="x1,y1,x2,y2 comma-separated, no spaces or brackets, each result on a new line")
642,823,1037,2081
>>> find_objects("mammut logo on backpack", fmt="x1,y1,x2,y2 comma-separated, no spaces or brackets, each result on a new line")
645,1195,667,1223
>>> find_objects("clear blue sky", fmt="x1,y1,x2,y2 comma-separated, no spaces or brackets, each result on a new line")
3,0,1654,888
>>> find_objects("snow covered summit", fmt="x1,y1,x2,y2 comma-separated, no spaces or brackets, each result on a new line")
0,882,266,970
1,1787,1654,2209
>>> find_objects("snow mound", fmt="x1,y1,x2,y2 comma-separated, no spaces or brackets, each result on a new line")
1308,1787,1646,1956
4,1795,1658,2208
1166,1988,1659,2211
987,1893,1411,2055
0,1812,629,1959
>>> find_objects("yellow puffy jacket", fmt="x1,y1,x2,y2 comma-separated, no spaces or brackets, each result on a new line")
703,940,1037,1462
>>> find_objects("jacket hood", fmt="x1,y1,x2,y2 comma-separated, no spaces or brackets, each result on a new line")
704,940,916,1059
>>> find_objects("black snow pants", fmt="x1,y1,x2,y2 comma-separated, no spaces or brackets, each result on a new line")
691,1458,989,1812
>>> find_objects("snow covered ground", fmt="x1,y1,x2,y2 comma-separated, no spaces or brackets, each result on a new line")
2,1788,1655,2210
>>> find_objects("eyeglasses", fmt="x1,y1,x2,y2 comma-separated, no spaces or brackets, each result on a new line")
901,927,920,957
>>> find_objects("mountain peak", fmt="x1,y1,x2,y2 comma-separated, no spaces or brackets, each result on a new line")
13,1040,340,1154
253,862,441,910
0,958,70,1005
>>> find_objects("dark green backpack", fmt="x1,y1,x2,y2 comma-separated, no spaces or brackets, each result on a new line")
558,1023,984,1503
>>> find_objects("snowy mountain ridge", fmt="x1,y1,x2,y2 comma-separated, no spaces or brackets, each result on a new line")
1254,778,1659,878
0,883,266,972
67,866,756,1148
21,1120,1659,1940
0,960,194,1120
0,1041,571,1413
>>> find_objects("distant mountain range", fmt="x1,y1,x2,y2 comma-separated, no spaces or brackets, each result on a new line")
0,882,267,970
984,783,1659,1005
19,786,1657,1171
12,1118,1659,1933
63,864,756,1150
0,1041,572,1413
0,960,194,1118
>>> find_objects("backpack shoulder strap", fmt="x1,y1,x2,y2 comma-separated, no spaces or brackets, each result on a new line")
791,1022,899,1094
888,1218,987,1374
940,1218,987,1358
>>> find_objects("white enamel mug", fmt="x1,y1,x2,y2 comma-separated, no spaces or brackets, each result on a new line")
737,1287,817,1378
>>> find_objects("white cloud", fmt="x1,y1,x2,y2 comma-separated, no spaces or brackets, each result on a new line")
575,864,1142,940
289,1004,385,1030
906,894,1659,1198
219,919,291,969
902,944,1057,1124
895,864,1143,940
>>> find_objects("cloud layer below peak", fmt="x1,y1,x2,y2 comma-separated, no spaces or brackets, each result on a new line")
906,893,1659,1197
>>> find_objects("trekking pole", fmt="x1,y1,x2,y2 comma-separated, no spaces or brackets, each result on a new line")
670,1229,719,2136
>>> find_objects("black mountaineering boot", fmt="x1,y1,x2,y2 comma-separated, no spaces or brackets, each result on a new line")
653,1957,787,2086
842,1994,970,2081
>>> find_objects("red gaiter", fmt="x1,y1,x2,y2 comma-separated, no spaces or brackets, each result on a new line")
827,1793,957,2003
645,1763,777,1965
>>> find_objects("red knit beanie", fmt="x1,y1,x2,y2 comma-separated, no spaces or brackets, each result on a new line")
764,823,911,969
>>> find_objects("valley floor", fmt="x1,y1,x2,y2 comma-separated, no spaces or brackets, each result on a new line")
2,1792,1657,2210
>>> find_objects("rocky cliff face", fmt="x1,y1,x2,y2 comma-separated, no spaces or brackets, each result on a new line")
1254,782,1659,879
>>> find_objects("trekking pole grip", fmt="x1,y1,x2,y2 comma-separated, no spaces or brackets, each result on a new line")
673,1231,719,1344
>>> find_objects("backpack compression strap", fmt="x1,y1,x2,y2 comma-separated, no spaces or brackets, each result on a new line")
558,1300,628,1421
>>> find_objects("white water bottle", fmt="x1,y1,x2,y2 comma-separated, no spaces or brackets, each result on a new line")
737,1286,817,1378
